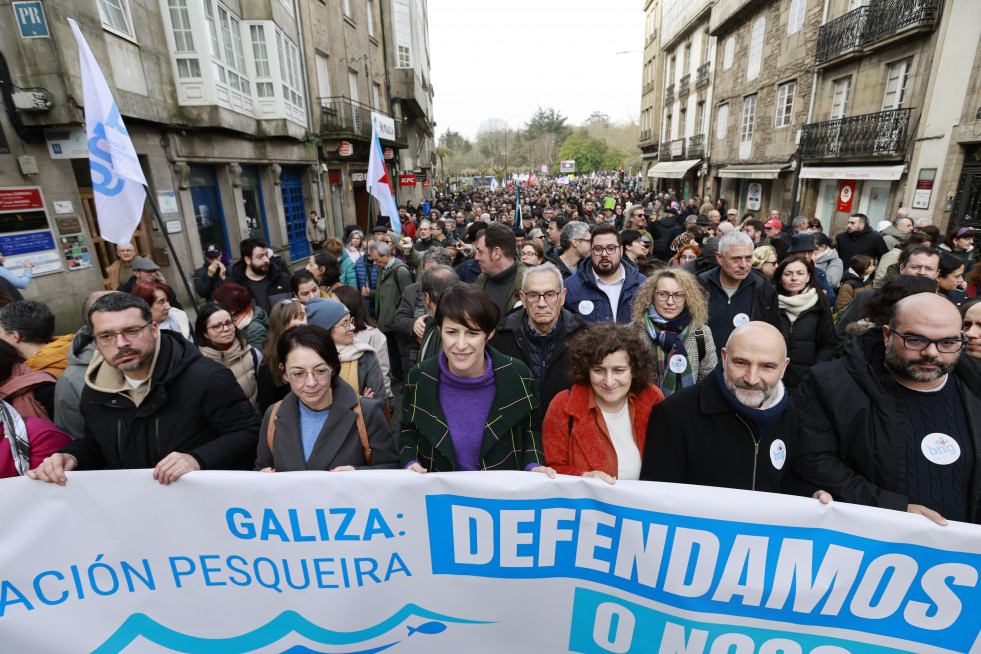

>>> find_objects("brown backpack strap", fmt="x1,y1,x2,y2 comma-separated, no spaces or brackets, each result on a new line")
265,401,282,455
352,399,372,464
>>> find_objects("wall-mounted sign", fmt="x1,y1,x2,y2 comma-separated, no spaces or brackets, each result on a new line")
0,230,55,255
351,170,368,184
6,251,61,275
399,174,417,187
912,168,936,210
371,113,396,141
53,200,73,214
56,216,81,234
383,148,394,159
158,190,179,217
0,188,43,211
339,141,353,157
60,234,92,270
166,220,183,233
422,179,431,188
670,139,685,158
746,182,762,211
12,1,49,38
44,127,87,159
560,160,576,174
837,180,856,213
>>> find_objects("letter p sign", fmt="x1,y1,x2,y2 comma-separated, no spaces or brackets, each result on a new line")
14,2,50,38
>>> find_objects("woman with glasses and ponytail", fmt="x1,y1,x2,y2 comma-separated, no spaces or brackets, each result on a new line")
254,325,397,472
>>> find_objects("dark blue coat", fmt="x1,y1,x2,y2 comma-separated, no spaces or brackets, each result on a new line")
563,258,645,323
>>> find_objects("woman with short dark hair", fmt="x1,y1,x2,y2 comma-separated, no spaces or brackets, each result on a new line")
543,323,662,483
254,325,397,472
399,285,554,476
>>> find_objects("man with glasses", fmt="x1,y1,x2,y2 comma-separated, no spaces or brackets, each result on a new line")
622,204,652,243
564,224,646,323
490,262,588,411
28,292,260,486
790,292,981,525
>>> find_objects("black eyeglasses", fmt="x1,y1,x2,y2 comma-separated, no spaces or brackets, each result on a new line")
889,329,966,353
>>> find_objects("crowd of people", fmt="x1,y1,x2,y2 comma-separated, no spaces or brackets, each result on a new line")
6,176,981,527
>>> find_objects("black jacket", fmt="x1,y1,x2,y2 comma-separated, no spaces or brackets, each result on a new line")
834,224,888,267
778,301,837,390
640,368,793,493
489,307,588,412
227,260,291,313
62,331,260,471
698,268,781,356
193,263,225,300
649,214,683,260
788,329,981,522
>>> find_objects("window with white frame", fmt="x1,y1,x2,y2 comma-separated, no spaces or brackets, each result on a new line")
740,95,757,159
98,0,134,37
747,16,766,80
251,25,274,97
276,28,304,111
664,113,672,141
831,76,851,118
395,0,412,68
316,53,330,105
168,0,200,78
717,104,729,140
882,57,912,110
679,108,687,138
217,5,249,94
683,43,691,74
775,81,796,128
342,0,352,18
696,101,705,135
702,29,711,66
788,0,806,35
373,83,381,109
366,0,375,37
723,37,734,71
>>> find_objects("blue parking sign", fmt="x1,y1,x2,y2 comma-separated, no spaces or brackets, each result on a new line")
13,2,49,39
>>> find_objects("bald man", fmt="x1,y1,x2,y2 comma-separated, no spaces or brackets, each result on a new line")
790,293,981,525
641,322,801,492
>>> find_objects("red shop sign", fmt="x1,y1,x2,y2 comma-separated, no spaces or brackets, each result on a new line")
399,174,417,187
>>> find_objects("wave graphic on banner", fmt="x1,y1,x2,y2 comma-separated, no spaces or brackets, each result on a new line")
90,604,490,654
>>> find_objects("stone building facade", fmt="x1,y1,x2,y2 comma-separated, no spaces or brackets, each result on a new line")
638,0,663,186
708,0,822,222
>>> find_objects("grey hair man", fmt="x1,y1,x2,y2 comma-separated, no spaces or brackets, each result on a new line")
415,265,460,364
489,262,588,410
395,249,456,371
882,211,915,250
553,220,591,278
697,231,781,356
792,216,809,233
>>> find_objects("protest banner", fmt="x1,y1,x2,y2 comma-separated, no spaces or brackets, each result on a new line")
1,470,979,653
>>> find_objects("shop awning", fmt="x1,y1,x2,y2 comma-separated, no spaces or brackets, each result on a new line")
647,159,702,178
719,164,790,179
799,165,905,181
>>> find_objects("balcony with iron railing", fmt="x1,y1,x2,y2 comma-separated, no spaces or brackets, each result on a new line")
799,108,912,158
318,96,405,144
664,83,675,106
643,81,654,94
816,0,939,65
688,134,705,158
678,74,691,98
659,141,672,160
695,62,710,89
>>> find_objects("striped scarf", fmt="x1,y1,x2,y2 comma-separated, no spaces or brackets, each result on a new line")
644,307,695,396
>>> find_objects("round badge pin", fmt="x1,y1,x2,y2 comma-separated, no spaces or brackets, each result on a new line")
769,439,787,470
578,300,595,315
920,433,960,465
733,313,750,327
668,354,688,373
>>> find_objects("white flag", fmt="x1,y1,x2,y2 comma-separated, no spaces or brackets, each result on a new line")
489,177,499,192
366,117,401,234
69,19,147,246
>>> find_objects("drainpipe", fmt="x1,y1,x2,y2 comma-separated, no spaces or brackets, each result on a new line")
294,0,328,233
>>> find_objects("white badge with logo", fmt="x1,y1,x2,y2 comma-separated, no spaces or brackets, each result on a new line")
668,354,688,373
770,439,787,470
578,300,595,315
921,433,960,465
733,313,750,327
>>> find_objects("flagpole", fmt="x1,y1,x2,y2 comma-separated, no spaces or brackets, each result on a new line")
143,187,199,312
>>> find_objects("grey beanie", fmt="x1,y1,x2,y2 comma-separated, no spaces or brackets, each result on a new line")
305,298,349,330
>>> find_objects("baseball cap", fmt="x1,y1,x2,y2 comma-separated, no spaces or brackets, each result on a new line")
876,220,892,232
131,257,160,272
204,244,221,258
764,219,783,229
727,208,738,215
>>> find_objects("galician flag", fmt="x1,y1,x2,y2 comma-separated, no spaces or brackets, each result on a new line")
69,19,147,246
489,177,499,192
366,117,401,234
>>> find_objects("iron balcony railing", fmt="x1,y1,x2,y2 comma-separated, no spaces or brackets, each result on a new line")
664,83,675,105
659,141,671,159
678,74,691,98
816,0,939,63
799,108,913,158
688,134,705,158
862,0,939,45
815,6,866,63
318,96,404,143
695,62,710,89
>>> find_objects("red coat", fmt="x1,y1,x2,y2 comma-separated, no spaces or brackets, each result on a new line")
0,417,71,479
543,383,663,478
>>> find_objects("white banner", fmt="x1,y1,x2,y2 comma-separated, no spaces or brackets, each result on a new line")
1,471,980,654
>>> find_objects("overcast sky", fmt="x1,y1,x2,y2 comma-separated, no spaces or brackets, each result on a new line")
428,0,645,140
